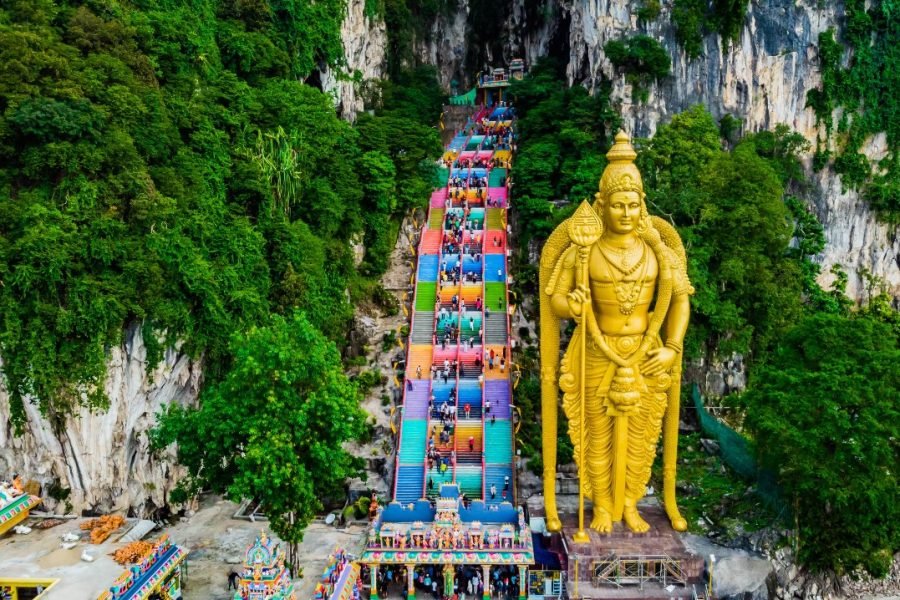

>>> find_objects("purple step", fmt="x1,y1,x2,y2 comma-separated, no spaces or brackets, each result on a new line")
483,380,511,418
404,380,431,419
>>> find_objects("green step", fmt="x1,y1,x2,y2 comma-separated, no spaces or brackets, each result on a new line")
461,316,482,336
416,283,437,312
486,209,503,229
429,209,444,229
485,421,513,463
435,167,450,187
484,283,505,310
399,421,427,463
489,168,507,187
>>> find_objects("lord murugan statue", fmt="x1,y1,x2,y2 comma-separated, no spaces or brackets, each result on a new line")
539,131,692,537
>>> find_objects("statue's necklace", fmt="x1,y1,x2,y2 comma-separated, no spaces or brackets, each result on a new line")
598,239,646,276
599,242,648,315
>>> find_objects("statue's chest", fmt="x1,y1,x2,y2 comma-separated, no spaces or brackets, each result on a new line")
589,243,659,284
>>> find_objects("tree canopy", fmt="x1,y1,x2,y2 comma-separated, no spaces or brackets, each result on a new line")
0,1,443,428
742,312,900,577
151,312,366,566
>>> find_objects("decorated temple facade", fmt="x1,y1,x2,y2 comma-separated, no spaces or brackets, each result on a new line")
233,532,295,600
359,485,532,600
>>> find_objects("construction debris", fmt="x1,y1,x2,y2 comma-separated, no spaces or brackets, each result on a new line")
80,515,125,544
111,541,154,565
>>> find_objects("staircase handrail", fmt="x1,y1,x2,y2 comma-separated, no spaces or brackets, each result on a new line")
480,207,488,502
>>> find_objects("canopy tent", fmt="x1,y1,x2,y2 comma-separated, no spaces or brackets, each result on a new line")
449,88,477,106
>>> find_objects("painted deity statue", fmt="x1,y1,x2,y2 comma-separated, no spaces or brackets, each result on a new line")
539,132,692,534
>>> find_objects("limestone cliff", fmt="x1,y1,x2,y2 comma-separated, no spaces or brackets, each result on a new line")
322,0,388,119
408,0,899,300
0,324,201,515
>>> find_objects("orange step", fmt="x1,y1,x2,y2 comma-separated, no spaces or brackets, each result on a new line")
421,230,441,254
439,285,462,304
407,344,433,379
461,285,482,303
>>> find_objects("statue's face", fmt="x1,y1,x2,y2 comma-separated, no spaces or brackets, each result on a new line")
602,191,642,234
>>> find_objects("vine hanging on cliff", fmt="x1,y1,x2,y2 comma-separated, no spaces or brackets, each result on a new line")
806,0,900,222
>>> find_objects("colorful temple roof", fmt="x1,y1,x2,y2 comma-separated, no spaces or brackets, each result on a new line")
234,532,295,600
0,481,41,536
97,534,187,600
314,548,360,600
360,485,533,566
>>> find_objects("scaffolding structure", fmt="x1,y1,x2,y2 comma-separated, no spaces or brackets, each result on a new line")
591,554,687,589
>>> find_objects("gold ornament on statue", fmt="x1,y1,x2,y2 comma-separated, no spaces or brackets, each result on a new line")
539,130,695,536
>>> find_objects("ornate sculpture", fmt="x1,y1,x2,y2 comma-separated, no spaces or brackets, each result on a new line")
539,131,693,535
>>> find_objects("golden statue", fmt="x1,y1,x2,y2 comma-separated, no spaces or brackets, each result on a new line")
539,131,693,536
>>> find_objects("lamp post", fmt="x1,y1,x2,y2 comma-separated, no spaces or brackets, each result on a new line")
708,554,716,598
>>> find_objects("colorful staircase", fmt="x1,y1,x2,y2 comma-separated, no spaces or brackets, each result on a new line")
394,108,516,508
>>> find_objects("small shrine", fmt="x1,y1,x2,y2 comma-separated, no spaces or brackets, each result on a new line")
0,476,41,536
233,532,295,600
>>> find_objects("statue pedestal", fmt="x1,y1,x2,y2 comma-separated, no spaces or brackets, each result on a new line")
550,504,705,600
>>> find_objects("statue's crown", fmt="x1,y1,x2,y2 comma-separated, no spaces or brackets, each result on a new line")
597,130,644,201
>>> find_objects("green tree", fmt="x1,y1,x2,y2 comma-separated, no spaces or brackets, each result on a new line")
639,106,808,357
152,312,366,570
604,35,670,101
742,312,900,577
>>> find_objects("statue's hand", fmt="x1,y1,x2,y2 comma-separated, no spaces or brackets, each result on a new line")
566,284,590,322
641,347,677,377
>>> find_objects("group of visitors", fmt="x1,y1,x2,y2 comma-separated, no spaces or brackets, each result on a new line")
488,476,512,501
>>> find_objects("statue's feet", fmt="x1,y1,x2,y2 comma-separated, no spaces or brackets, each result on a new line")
623,506,650,533
666,506,687,532
546,515,562,532
590,507,612,534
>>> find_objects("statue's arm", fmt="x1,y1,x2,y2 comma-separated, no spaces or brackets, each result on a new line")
549,248,577,319
664,292,690,350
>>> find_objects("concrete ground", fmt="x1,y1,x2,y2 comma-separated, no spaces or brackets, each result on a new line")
0,494,368,599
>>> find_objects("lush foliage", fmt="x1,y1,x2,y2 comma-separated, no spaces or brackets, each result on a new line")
604,35,670,102
637,106,815,357
508,58,621,246
510,66,900,577
806,0,900,221
152,312,366,567
0,1,443,428
742,312,900,577
672,0,749,59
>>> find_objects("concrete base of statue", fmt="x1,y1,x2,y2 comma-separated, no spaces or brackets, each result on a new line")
531,497,705,600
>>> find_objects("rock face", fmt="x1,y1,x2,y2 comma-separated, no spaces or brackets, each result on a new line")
0,324,201,515
321,0,388,120
683,533,775,600
403,0,899,300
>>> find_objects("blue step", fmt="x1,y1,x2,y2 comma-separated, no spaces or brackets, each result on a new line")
484,465,513,504
417,255,439,281
440,255,460,271
462,255,482,274
485,255,506,281
395,465,424,503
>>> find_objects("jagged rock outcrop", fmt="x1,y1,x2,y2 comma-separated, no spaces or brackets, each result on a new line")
0,324,201,515
322,0,388,119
